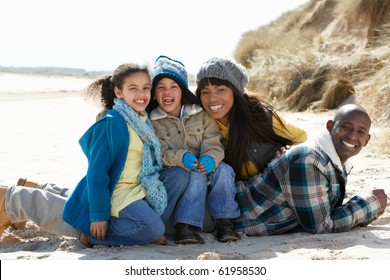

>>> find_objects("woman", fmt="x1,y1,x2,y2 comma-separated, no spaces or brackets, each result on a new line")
195,57,307,181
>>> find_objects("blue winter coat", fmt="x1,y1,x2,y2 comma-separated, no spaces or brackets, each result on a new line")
63,109,129,234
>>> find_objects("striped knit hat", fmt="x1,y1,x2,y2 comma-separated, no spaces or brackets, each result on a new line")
151,55,199,105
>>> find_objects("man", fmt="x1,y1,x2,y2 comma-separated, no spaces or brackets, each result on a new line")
235,104,387,236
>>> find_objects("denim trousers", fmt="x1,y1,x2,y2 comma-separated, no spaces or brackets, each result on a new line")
169,162,240,228
91,199,164,246
5,168,189,245
159,166,189,224
5,164,234,244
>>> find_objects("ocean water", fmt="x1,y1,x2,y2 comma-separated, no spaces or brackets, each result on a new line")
0,73,94,93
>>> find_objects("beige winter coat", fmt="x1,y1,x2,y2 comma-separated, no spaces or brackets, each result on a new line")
150,104,224,171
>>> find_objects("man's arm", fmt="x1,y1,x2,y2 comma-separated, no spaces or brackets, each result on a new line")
283,153,382,234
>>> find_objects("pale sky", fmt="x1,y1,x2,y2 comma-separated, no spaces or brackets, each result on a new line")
1,0,308,74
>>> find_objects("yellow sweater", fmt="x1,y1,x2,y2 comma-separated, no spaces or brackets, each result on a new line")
110,123,147,217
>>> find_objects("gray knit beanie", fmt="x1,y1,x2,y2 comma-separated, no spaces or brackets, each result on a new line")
196,57,249,94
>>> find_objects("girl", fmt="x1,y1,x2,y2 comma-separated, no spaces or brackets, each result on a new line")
147,56,240,244
0,63,185,247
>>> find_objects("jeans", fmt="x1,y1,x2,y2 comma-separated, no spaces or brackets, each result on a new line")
91,199,164,246
172,162,240,228
159,166,190,224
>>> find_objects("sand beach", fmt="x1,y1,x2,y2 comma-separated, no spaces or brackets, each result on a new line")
0,73,389,266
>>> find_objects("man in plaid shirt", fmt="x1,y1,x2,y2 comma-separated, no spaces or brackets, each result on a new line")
235,104,387,236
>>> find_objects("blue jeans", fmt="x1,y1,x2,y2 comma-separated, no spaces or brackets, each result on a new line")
173,162,240,228
91,199,164,247
159,166,190,224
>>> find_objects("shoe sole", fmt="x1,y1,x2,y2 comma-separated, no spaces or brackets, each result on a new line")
174,238,200,245
218,236,240,242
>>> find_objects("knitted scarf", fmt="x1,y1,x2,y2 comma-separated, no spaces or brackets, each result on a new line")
113,98,167,215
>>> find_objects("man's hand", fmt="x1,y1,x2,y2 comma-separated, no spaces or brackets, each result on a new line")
372,189,387,216
96,107,109,121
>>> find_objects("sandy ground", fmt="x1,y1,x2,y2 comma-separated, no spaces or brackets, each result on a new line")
0,75,389,263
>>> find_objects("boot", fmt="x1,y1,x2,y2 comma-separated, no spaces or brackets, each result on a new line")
0,185,11,236
190,225,205,244
215,218,240,242
174,223,204,245
16,177,39,188
153,235,167,245
79,232,93,248
12,178,39,230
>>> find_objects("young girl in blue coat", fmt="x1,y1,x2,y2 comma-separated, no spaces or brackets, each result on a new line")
0,63,188,247
63,63,170,247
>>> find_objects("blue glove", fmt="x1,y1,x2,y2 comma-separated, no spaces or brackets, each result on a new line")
198,156,215,174
182,152,198,171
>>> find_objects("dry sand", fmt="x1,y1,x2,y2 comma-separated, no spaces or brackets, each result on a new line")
0,75,389,262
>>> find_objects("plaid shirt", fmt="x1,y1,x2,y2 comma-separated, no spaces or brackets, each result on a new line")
235,129,381,236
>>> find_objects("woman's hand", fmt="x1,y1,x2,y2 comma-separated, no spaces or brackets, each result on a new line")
274,145,291,159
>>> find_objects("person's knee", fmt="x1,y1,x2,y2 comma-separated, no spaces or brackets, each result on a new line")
160,167,190,191
186,172,208,195
214,162,235,177
209,163,235,190
146,218,165,241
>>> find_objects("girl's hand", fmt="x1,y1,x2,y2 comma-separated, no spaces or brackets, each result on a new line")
90,221,108,241
182,152,198,171
198,156,215,174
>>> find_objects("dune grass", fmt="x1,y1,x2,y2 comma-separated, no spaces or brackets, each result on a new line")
234,0,390,129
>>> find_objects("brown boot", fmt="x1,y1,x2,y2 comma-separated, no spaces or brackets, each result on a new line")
215,218,240,242
12,178,40,230
0,185,11,236
153,235,167,245
79,232,93,248
16,178,39,188
174,223,205,245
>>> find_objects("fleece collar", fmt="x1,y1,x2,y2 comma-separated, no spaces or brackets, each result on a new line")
313,128,353,175
150,104,203,121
